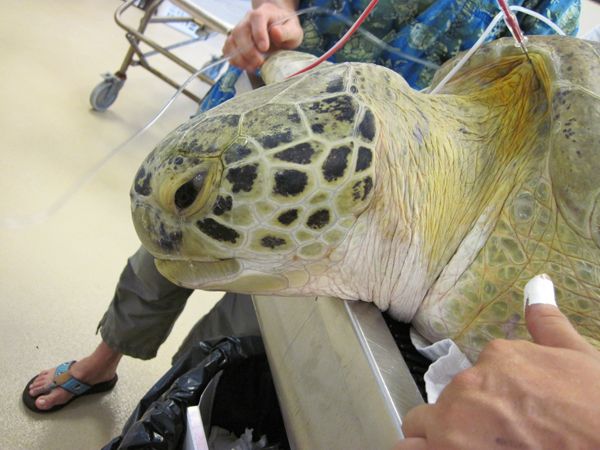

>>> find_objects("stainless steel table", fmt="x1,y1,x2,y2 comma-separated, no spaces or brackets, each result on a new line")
253,295,424,450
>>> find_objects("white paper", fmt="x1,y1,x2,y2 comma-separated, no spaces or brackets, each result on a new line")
410,328,472,403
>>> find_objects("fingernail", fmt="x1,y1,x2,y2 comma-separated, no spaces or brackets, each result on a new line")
524,274,556,308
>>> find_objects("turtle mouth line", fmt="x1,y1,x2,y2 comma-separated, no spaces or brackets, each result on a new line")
154,257,241,288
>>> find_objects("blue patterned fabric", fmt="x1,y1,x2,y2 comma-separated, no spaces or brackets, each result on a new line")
198,0,580,111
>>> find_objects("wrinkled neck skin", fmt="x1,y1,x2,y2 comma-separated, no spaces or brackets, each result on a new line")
314,59,547,322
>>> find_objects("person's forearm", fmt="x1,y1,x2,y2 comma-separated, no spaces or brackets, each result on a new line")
251,0,299,11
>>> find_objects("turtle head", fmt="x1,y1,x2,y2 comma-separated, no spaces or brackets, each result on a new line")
131,70,377,295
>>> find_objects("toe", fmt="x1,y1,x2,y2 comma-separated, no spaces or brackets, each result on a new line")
29,383,50,397
30,376,49,389
29,370,55,395
35,388,72,410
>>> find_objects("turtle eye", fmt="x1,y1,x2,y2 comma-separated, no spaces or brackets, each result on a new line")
174,172,205,210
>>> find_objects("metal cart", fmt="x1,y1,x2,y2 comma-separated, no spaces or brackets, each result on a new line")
90,0,245,111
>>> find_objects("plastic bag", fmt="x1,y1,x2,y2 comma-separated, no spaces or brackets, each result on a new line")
103,336,265,450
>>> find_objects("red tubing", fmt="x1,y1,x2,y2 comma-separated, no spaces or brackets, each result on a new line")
497,0,526,44
286,0,380,78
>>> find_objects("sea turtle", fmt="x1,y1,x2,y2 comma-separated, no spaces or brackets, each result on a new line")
130,35,600,360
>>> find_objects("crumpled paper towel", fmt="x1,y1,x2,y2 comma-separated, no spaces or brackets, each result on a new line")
410,328,473,403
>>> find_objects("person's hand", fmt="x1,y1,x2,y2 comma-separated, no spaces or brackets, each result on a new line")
396,275,600,450
223,1,303,72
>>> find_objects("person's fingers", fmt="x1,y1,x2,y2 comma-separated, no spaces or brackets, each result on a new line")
249,11,270,52
524,274,595,355
223,29,265,71
526,303,595,354
269,20,304,49
523,273,556,308
393,437,429,450
232,48,264,72
222,35,235,58
401,403,434,438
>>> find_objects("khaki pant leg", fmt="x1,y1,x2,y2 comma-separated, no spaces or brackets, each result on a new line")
172,292,259,362
97,246,193,360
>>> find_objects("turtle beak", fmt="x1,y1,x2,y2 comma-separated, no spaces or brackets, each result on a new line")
131,202,183,258
155,258,290,293
154,258,241,288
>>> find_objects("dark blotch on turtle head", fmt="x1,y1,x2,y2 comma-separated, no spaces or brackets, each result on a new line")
358,110,375,141
352,176,373,201
212,195,233,216
182,138,201,153
196,218,240,243
223,143,252,165
325,77,345,93
184,115,240,155
134,167,152,196
356,147,372,172
274,143,315,164
311,123,325,134
307,209,330,229
223,115,240,126
278,209,299,225
174,172,205,210
288,111,302,123
258,130,294,149
273,170,308,197
261,236,287,249
226,164,258,193
308,95,356,122
322,146,351,181
158,223,182,251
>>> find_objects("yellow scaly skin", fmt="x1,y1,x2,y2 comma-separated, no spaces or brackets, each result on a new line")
414,37,600,359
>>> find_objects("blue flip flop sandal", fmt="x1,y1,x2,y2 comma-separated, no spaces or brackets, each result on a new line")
22,361,118,413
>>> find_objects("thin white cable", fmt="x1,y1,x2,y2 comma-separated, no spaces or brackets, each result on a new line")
428,11,505,94
510,5,566,36
429,5,565,94
0,8,330,229
1,6,441,229
0,4,566,227
315,9,440,70
0,57,230,229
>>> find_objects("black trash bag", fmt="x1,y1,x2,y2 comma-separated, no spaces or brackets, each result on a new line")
210,355,289,448
103,336,265,450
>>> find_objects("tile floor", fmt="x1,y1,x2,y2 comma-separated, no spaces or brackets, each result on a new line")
0,1,599,449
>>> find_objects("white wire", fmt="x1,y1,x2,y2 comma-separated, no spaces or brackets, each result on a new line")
510,5,566,36
3,5,561,228
429,5,565,94
312,9,440,70
1,6,441,229
428,11,505,94
0,57,230,229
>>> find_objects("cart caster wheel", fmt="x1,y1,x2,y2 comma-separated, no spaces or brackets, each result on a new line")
90,73,125,111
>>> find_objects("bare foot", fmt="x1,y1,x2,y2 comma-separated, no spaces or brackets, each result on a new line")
27,342,122,411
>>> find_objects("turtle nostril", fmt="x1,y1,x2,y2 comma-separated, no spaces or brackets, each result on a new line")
174,172,205,210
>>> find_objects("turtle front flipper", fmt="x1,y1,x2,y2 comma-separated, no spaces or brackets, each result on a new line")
413,37,600,361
